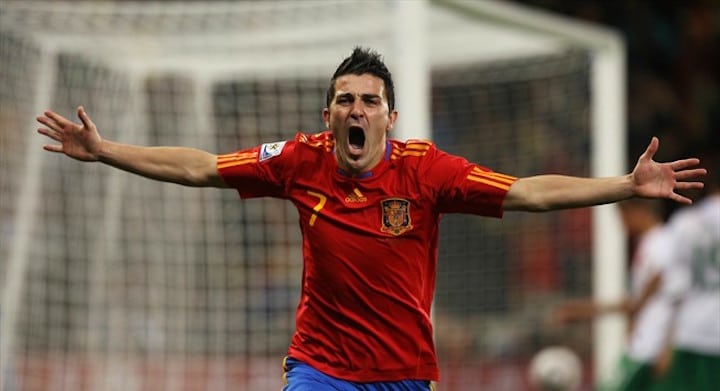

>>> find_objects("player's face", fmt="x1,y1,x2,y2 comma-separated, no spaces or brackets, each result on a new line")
323,74,397,175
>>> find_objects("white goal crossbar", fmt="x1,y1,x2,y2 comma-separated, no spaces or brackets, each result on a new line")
1,0,625,387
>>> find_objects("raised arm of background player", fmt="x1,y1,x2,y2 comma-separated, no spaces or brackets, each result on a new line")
38,106,706,207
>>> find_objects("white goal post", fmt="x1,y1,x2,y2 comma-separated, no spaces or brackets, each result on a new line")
1,1,625,389
429,1,627,383
397,1,626,384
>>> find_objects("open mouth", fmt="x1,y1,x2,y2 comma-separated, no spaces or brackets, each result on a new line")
348,126,366,151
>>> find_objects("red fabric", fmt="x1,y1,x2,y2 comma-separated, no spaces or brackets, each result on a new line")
217,131,514,382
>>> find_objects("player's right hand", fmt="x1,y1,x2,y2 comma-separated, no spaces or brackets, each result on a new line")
37,106,102,162
551,300,594,325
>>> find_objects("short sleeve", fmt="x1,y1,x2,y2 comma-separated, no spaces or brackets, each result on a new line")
217,139,296,199
421,147,517,217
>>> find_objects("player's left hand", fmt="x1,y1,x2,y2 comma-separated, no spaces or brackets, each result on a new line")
630,137,706,204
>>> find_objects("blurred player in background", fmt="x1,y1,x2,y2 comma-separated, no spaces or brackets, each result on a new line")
658,150,720,391
35,47,706,391
554,198,675,391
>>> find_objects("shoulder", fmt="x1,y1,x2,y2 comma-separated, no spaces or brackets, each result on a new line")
295,131,335,153
389,138,480,174
255,131,331,163
667,205,697,235
669,196,720,237
249,131,331,165
388,138,436,162
641,226,676,264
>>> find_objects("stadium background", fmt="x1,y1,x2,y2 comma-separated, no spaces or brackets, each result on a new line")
521,0,719,217
0,1,717,390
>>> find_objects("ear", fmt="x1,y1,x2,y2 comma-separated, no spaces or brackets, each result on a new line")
386,110,398,131
322,108,330,129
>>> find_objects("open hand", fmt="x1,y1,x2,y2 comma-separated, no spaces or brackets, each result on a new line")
631,137,706,204
37,106,102,162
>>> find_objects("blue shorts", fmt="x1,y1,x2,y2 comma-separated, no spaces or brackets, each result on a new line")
282,357,435,391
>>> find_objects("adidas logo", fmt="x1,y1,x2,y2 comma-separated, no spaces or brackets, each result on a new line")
345,188,368,203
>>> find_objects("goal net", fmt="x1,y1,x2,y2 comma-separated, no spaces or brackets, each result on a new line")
0,1,625,390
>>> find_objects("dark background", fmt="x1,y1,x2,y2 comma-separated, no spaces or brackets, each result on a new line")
518,0,720,217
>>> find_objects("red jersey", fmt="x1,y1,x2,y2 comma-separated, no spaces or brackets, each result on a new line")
217,131,516,382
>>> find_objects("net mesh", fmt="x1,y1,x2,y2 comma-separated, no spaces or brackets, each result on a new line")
433,53,593,388
1,1,597,390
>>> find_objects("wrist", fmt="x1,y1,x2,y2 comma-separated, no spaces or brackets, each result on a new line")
95,139,111,162
621,173,635,199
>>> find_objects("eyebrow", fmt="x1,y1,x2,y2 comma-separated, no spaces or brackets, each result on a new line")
335,92,382,100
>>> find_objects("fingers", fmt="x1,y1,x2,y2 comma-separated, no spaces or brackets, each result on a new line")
38,126,64,153
37,127,62,142
669,192,692,205
77,106,95,130
36,108,83,154
670,158,701,170
37,110,72,142
675,168,707,181
673,181,705,190
670,164,706,203
37,108,91,144
42,144,63,153
641,136,659,160
37,110,75,135
44,110,74,129
37,107,93,130
36,114,61,132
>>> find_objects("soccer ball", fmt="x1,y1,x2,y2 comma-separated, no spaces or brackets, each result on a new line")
528,346,582,391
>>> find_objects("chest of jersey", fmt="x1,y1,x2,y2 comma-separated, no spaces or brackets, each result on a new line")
283,159,440,293
289,166,432,240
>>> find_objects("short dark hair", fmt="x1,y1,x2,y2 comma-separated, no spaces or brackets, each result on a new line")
326,47,395,111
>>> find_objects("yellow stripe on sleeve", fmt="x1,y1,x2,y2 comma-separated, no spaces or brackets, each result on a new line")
406,139,432,146
400,151,427,157
404,143,431,151
470,168,516,184
466,174,512,191
217,152,257,163
217,158,257,169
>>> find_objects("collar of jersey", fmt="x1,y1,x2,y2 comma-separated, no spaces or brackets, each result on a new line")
334,140,392,179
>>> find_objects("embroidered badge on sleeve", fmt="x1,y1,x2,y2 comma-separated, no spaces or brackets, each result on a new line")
259,141,287,161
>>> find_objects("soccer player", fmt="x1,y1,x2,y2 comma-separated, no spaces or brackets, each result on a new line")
36,47,706,391
658,151,719,391
553,199,676,391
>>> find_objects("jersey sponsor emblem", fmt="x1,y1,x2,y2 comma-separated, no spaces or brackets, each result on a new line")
380,198,413,236
259,141,287,161
344,188,368,203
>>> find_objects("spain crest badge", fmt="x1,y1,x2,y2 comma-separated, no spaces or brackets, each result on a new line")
380,198,413,236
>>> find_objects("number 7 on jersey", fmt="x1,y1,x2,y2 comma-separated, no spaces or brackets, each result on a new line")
306,190,327,226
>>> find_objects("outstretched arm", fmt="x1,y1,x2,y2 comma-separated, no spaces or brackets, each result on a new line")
37,106,227,188
553,271,662,325
503,137,706,211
